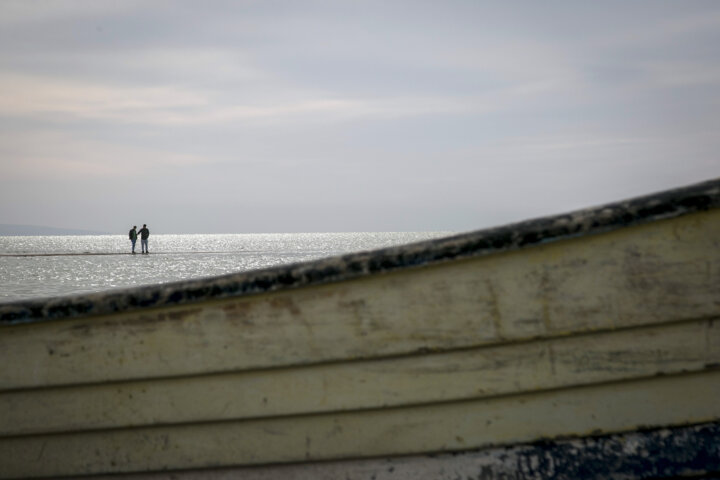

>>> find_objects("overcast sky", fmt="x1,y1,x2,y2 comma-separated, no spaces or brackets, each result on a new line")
1,1,719,233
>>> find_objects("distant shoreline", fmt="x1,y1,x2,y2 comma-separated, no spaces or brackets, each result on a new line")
0,251,243,257
0,253,132,257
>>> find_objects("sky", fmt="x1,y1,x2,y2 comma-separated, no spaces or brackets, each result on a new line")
0,1,719,234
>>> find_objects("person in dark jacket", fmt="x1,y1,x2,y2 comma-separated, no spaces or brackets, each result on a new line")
138,224,150,254
128,226,138,254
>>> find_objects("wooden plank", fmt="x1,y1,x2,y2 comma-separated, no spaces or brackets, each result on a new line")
1,370,719,479
1,318,718,436
1,210,719,391
69,422,720,480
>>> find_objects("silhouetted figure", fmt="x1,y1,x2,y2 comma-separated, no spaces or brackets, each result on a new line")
129,226,138,254
139,224,150,254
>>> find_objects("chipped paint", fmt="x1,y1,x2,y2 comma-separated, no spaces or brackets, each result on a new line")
0,179,719,479
1,178,718,326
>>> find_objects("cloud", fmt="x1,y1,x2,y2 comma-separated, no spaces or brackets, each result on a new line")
0,129,210,180
0,73,350,125
0,1,718,233
594,8,720,50
636,61,720,88
0,0,145,25
0,73,206,120
0,67,566,128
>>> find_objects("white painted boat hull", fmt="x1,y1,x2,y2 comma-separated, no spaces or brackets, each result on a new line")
1,179,719,479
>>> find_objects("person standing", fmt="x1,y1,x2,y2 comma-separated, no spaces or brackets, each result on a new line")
139,224,150,254
128,226,138,254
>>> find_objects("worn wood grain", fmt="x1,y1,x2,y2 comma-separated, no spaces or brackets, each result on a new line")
1,318,718,437
1,184,720,479
1,370,719,479
70,422,720,480
1,210,718,391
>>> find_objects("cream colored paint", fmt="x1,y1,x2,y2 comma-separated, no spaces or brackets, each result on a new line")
1,370,719,479
1,210,718,391
1,318,717,436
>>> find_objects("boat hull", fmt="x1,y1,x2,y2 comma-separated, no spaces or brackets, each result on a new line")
1,180,719,479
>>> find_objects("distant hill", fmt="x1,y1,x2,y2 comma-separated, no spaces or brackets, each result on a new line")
0,224,110,236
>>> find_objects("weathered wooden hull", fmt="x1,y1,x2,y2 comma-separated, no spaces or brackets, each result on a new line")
1,179,719,479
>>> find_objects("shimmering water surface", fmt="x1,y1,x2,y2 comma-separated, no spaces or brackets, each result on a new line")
0,233,450,302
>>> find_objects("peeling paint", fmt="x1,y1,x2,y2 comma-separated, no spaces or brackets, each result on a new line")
51,421,720,480
1,179,719,326
0,179,719,479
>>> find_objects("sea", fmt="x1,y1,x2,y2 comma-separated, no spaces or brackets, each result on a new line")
0,232,451,303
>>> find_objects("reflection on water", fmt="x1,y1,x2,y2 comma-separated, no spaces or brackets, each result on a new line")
0,232,451,301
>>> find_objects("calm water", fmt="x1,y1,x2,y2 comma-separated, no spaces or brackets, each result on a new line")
0,233,450,302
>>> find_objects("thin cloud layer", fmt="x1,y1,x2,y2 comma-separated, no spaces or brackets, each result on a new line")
0,0,719,233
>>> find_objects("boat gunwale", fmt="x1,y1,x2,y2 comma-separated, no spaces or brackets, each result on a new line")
2,178,719,325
